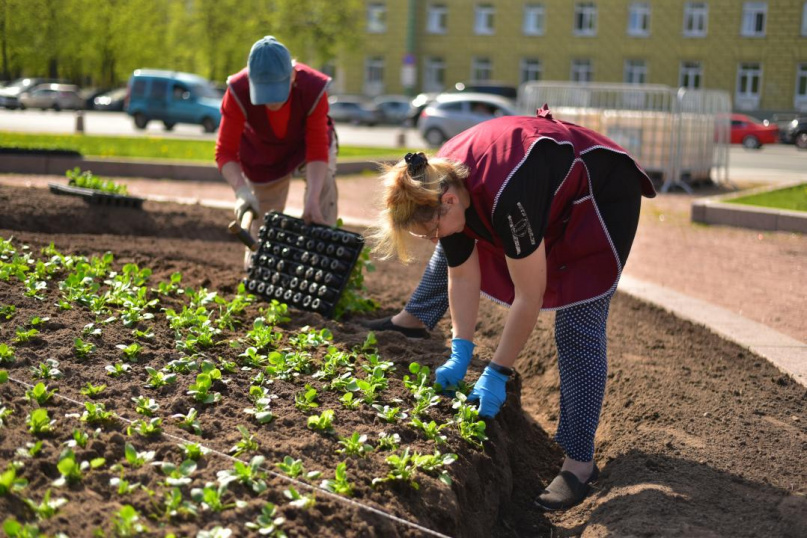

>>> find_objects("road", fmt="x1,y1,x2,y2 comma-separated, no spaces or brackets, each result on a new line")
1,109,805,180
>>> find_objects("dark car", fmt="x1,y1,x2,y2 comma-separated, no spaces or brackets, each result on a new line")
92,88,128,111
451,82,518,100
327,96,377,125
781,116,807,149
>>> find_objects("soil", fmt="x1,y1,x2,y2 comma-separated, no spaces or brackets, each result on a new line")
0,184,806,537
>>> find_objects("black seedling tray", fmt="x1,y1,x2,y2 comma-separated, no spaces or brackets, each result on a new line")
244,211,365,318
48,183,145,209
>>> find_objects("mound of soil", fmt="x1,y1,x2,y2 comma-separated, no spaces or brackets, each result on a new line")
1,184,805,537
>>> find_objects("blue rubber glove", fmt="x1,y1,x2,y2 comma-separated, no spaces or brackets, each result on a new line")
435,338,475,392
467,365,509,418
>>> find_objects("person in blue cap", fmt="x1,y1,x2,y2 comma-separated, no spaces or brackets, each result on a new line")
216,36,338,238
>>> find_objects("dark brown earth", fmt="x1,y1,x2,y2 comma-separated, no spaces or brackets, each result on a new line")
0,184,806,537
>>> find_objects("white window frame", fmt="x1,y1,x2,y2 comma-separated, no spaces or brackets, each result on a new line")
683,2,708,37
364,56,385,96
474,4,495,35
523,4,546,36
627,2,650,37
471,57,493,82
795,63,807,110
736,62,762,110
741,2,767,37
679,61,703,89
574,3,598,36
424,57,446,93
426,3,448,34
624,60,647,84
366,2,387,34
802,2,807,36
520,58,542,84
571,59,593,83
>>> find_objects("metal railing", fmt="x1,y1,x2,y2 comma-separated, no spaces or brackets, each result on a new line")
518,82,732,193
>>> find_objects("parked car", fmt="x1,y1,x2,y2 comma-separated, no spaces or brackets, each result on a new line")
781,116,807,149
327,96,377,125
729,113,780,149
418,92,519,147
451,82,519,100
125,69,222,132
92,87,128,111
370,95,412,125
0,77,61,109
406,92,440,127
18,83,84,111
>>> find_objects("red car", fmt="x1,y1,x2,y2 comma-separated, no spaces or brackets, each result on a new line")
729,113,780,149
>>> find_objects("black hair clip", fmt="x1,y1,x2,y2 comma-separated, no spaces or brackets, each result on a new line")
404,152,428,176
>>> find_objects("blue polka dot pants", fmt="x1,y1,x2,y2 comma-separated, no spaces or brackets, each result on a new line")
404,243,449,330
554,292,613,462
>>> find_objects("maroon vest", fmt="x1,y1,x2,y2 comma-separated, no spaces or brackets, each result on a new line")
228,63,332,183
437,107,656,309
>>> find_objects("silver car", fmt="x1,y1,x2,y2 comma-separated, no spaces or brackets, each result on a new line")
19,83,84,111
418,92,518,147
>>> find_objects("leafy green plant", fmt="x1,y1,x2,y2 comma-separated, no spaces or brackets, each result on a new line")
0,304,16,320
106,362,131,377
230,425,259,456
216,455,267,494
80,382,106,398
81,322,102,337
15,441,43,459
110,472,140,496
127,417,162,437
153,272,183,296
111,504,149,536
81,401,116,424
289,326,333,350
73,337,96,358
2,518,43,538
124,443,155,469
452,393,489,449
144,366,176,388
339,392,361,410
320,461,354,496
131,326,154,340
67,167,129,195
157,487,198,520
0,343,16,365
0,370,7,384
65,428,90,449
27,408,55,435
53,448,104,487
191,482,246,512
178,441,209,461
153,459,196,487
337,432,373,458
373,404,407,424
376,432,401,451
245,502,287,537
283,486,315,510
274,456,321,480
187,372,221,404
410,417,449,444
163,357,198,374
307,409,335,433
25,382,57,405
31,359,62,380
14,326,39,343
0,464,28,495
294,384,320,412
23,489,67,520
116,342,142,362
261,300,290,326
172,408,202,435
197,526,233,538
333,245,379,320
372,448,419,489
413,450,457,486
133,396,159,417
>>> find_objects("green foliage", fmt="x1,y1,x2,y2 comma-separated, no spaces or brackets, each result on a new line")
333,246,379,320
116,342,142,362
245,502,287,537
67,168,128,195
154,459,196,487
81,401,116,424
283,486,316,510
133,396,159,417
320,461,354,496
376,432,401,451
27,408,55,435
80,382,107,398
373,404,407,424
53,448,104,487
337,432,373,458
0,304,16,320
410,417,449,444
2,518,43,538
25,383,57,406
191,482,245,513
153,272,183,296
73,337,96,358
0,343,16,365
372,448,419,490
306,409,335,433
23,489,68,520
14,326,39,343
124,443,155,469
294,384,320,412
0,370,7,384
127,417,163,437
0,464,28,495
452,393,489,449
172,408,202,436
275,456,321,481
112,505,149,537
230,425,259,456
187,372,221,404
31,359,62,380
106,362,131,377
216,455,267,494
178,441,209,461
144,367,176,388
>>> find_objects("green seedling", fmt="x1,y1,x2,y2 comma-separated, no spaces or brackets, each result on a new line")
73,337,96,358
27,316,48,327
0,464,28,495
124,443,155,469
111,504,149,537
31,359,62,380
153,272,183,296
163,357,198,374
23,489,67,520
133,396,159,416
274,456,321,480
191,482,246,512
294,384,320,412
15,441,43,459
216,455,267,494
411,389,441,417
27,408,55,435
372,448,419,490
230,425,259,456
413,450,457,486
244,396,276,424
245,502,287,537
321,461,354,496
187,372,221,404
284,349,314,375
110,472,141,496
238,347,268,369
360,352,395,374
144,366,176,388
158,487,199,520
410,417,449,444
81,323,102,337
340,392,362,410
0,343,15,365
307,409,335,433
217,357,237,373
153,459,197,487
53,448,104,487
65,428,90,449
127,417,162,437
178,441,209,461
131,326,154,340
289,326,333,350
452,393,489,449
79,382,106,398
172,408,202,435
373,404,407,424
67,167,128,195
197,527,233,538
106,362,131,377
81,401,116,424
333,246,379,320
2,518,43,538
283,486,315,510
0,304,16,320
14,327,39,343
25,382,57,405
0,370,7,383
261,300,290,326
376,432,401,451
116,342,142,362
329,372,359,392
337,432,374,457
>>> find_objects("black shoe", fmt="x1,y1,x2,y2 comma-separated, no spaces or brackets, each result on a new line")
360,316,429,339
534,464,599,511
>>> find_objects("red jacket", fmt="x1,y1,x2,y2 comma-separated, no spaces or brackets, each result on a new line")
437,107,656,309
226,63,333,183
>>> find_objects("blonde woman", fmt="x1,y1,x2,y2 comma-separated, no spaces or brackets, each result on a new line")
370,106,655,510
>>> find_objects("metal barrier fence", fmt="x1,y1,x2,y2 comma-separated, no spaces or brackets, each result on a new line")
518,82,732,193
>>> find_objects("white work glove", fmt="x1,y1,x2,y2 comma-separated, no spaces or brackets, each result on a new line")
234,185,259,222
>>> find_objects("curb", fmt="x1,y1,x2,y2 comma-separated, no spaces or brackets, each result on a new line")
691,180,807,233
0,154,386,182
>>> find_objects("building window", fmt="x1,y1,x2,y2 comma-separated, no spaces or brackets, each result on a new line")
424,57,446,92
574,3,597,36
624,60,647,84
427,4,448,34
471,57,492,82
802,2,807,36
796,64,807,108
523,4,545,36
571,59,593,83
679,61,703,89
364,56,385,95
367,3,386,33
627,2,650,36
520,58,542,84
741,2,767,37
736,62,762,110
474,4,495,35
683,2,708,37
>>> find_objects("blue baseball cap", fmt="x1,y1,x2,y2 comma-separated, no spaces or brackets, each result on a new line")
247,36,293,105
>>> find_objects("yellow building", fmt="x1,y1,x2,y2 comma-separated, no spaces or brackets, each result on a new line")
333,0,807,114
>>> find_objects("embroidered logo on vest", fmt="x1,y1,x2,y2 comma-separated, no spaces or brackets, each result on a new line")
506,202,536,255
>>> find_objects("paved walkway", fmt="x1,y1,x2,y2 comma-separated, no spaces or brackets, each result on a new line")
2,172,805,387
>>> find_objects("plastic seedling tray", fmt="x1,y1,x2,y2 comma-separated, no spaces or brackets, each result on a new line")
244,211,365,318
48,183,145,209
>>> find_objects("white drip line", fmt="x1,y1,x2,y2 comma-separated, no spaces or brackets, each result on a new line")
4,374,453,538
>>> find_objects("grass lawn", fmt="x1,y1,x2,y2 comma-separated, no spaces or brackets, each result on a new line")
727,183,807,212
0,132,417,162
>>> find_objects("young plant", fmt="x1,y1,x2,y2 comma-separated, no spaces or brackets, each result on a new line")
283,486,315,510
153,459,197,487
116,342,142,362
230,425,259,456
187,372,221,404
31,359,62,380
178,441,209,461
339,392,361,410
0,464,28,495
110,472,140,496
124,443,155,469
105,362,131,377
372,448,419,490
191,482,246,512
65,428,90,449
294,384,320,412
23,489,67,520
337,432,374,458
216,455,268,494
127,417,162,437
320,461,354,496
133,396,159,417
81,401,116,424
413,450,457,486
0,343,15,365
53,448,104,487
111,504,148,536
158,487,198,519
143,366,176,388
452,393,489,449
373,404,407,424
14,326,39,343
274,456,321,480
245,502,287,537
25,383,57,406
80,382,106,398
306,409,335,433
15,441,43,459
410,417,449,444
0,304,16,320
376,432,401,451
131,326,154,340
288,326,333,350
27,408,55,435
73,337,96,358
172,408,202,435
153,272,183,296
